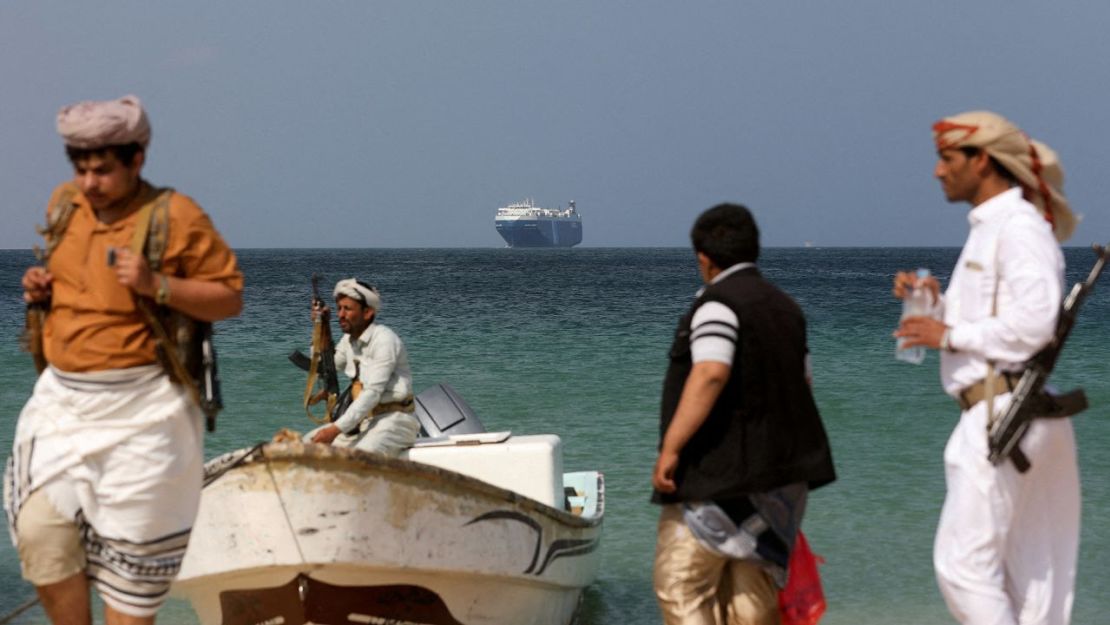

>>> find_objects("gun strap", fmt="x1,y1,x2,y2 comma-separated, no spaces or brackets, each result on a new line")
985,363,998,429
352,360,362,400
23,186,81,374
985,232,1004,431
129,190,203,411
303,325,321,414
36,184,81,263
303,321,335,424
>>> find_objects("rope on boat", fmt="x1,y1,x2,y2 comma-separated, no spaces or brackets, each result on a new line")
0,596,40,624
265,452,309,566
203,441,267,488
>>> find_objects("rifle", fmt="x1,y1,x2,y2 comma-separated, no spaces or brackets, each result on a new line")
21,302,48,374
289,275,340,424
196,324,223,432
988,243,1110,472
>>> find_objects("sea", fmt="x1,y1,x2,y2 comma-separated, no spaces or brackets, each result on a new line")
1,247,1108,625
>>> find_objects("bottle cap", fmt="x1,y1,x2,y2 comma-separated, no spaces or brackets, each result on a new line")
916,268,930,279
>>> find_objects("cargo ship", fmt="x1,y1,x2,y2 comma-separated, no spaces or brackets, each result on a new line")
495,199,582,248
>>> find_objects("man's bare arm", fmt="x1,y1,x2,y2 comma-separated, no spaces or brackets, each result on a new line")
652,361,730,493
114,248,242,321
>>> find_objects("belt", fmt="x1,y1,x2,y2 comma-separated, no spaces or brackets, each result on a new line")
371,397,415,417
956,372,1022,411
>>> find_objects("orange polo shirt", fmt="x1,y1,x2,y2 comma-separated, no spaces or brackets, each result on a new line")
42,180,243,372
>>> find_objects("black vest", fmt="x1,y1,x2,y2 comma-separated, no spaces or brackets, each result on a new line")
653,268,836,504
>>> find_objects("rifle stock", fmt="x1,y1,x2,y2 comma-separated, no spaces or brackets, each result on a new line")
987,243,1109,471
21,302,48,374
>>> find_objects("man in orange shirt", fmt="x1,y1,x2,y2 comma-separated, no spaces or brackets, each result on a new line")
5,95,243,624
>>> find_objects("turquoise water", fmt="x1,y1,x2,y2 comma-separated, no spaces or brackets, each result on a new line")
1,247,1108,624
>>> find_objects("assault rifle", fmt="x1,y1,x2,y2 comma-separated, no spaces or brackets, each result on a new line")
988,243,1110,472
196,324,223,432
288,275,340,423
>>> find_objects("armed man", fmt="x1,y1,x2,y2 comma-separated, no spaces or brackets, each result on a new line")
305,278,420,456
894,111,1080,625
6,96,243,623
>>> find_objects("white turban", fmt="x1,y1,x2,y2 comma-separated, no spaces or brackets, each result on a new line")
56,94,151,149
334,278,381,310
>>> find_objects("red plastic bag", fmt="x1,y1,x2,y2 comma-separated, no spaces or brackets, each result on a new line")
778,530,827,625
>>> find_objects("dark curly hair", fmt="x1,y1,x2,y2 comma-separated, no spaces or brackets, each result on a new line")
690,203,760,269
65,142,144,167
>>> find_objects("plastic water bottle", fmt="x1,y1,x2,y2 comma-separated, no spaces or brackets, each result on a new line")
896,268,931,364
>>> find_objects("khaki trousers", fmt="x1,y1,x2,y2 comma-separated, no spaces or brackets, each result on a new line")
654,504,781,625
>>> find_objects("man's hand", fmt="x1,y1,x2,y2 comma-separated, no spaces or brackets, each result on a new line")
311,424,341,445
652,449,680,494
112,248,157,297
893,270,940,302
895,315,947,349
311,301,330,322
22,266,53,303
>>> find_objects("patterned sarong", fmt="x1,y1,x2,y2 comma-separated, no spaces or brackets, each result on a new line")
4,365,203,617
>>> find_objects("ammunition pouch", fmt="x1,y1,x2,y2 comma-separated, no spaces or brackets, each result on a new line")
371,397,416,417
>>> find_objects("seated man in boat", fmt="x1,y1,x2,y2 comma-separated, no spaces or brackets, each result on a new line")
306,278,420,456
651,203,836,625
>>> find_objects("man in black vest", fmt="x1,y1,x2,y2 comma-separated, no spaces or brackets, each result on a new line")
652,203,835,625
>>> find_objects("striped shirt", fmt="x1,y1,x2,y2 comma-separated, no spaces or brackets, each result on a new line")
691,263,812,382
690,263,752,365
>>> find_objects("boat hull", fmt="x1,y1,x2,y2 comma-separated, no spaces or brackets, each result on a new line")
172,443,603,625
495,218,582,248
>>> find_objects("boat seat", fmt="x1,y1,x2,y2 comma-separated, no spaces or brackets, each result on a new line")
413,383,487,438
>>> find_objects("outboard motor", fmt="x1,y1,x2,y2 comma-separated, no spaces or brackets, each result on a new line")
413,383,487,437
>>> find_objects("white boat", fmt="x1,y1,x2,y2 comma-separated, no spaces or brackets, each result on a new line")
171,386,604,625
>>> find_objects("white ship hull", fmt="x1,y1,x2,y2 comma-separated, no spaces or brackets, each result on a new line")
172,441,603,625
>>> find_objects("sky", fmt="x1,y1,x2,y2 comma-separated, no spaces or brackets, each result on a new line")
2,2,1109,249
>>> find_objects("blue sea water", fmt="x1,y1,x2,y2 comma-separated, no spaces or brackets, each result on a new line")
1,247,1108,624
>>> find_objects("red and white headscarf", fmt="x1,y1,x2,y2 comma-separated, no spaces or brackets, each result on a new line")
933,110,1077,242
56,94,151,150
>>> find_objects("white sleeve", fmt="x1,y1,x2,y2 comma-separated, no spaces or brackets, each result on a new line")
690,301,739,365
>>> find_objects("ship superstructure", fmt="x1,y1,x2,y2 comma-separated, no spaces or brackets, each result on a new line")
495,199,583,248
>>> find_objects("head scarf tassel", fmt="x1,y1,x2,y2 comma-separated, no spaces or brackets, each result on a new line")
1026,137,1056,231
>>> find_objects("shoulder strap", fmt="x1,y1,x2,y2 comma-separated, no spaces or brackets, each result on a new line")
129,187,174,266
984,216,1012,425
146,190,172,271
128,187,200,407
35,185,80,263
